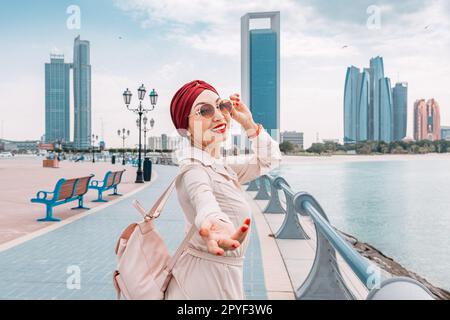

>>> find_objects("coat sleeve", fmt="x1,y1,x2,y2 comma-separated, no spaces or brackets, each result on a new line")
224,127,282,184
181,166,232,229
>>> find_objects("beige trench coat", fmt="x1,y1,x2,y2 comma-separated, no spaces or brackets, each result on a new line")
165,128,282,300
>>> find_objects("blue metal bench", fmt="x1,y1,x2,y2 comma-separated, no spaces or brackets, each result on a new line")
31,175,94,222
89,170,126,202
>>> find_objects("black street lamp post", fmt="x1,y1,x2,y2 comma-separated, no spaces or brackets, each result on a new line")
137,116,155,158
91,134,98,163
123,85,158,183
117,128,130,165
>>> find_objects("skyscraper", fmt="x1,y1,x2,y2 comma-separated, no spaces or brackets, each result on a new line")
241,12,280,142
344,66,370,143
379,77,393,142
441,126,450,141
414,99,441,141
392,82,408,141
281,131,304,149
73,36,92,149
369,56,387,141
343,56,394,143
45,54,71,144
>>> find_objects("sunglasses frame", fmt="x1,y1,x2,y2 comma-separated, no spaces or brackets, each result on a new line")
188,99,234,119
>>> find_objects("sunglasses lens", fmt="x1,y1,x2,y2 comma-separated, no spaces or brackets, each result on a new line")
199,104,215,118
219,100,233,113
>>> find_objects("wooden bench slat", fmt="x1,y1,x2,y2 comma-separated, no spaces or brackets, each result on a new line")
74,176,92,196
57,179,78,200
113,171,124,185
106,173,116,188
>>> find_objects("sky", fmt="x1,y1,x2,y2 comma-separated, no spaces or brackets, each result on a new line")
0,0,449,148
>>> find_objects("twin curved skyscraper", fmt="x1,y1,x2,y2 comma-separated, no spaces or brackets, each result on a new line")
44,36,91,150
344,56,407,144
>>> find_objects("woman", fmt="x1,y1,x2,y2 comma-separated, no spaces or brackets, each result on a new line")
165,80,281,300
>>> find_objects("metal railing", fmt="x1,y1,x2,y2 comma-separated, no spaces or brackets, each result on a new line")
247,175,435,300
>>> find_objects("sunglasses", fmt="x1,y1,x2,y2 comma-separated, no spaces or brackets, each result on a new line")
189,99,233,119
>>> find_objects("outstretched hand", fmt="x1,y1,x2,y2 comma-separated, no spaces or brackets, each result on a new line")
199,217,251,256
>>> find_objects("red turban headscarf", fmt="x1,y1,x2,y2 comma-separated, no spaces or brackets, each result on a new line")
170,80,219,136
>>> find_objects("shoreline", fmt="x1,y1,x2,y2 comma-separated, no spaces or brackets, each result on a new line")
338,229,450,300
280,153,450,164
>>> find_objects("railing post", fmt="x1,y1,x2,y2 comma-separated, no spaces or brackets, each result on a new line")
273,177,310,240
293,192,354,300
254,175,271,200
263,176,285,214
246,178,259,191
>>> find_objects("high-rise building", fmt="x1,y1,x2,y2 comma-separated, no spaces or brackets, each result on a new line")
414,99,441,141
241,11,280,142
148,136,160,151
161,134,168,150
281,131,304,149
392,82,408,141
45,54,71,143
344,66,369,143
441,126,450,141
343,56,394,143
73,36,92,150
231,134,242,150
148,135,182,151
368,56,387,141
379,77,393,142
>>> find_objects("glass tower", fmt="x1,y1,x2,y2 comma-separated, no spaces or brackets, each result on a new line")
369,56,386,141
379,77,393,142
241,12,280,142
73,36,91,150
45,54,71,144
392,82,408,141
344,66,359,143
250,29,277,132
343,67,369,143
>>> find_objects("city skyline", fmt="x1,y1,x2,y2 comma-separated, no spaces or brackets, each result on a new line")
0,0,449,148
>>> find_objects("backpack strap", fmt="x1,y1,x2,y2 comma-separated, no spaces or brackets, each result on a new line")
141,162,201,220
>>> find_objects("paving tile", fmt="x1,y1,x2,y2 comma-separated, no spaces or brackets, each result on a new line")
0,165,267,300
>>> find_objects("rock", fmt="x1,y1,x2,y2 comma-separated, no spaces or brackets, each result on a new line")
338,228,450,300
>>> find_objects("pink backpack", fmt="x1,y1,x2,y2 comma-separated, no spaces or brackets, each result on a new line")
113,164,199,300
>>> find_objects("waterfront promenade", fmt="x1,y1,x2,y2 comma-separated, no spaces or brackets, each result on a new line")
0,159,269,299
0,156,443,299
